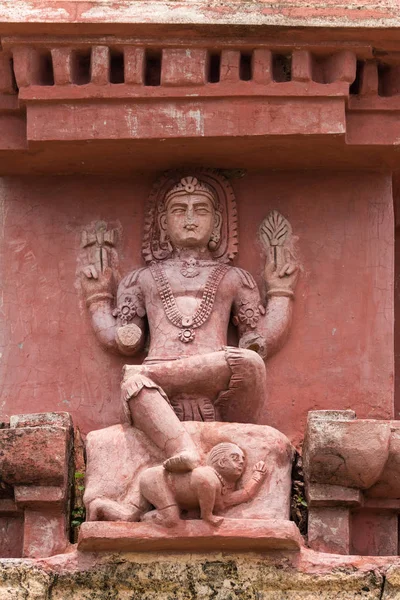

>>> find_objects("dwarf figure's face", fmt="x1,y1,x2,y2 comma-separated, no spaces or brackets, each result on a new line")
208,443,246,483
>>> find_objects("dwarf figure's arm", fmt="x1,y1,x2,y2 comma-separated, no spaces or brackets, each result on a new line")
220,461,268,508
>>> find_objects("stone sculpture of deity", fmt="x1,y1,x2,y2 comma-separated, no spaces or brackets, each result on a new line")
81,169,298,522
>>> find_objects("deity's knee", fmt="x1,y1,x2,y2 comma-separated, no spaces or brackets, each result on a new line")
121,370,165,402
237,348,266,382
220,347,266,423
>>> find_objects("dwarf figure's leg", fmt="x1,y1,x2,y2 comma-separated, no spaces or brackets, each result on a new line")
139,466,180,527
190,467,224,527
87,497,143,522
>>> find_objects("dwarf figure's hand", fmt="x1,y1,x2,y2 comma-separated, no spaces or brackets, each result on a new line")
251,461,268,484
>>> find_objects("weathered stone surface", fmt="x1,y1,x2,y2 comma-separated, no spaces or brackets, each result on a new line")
0,413,74,559
383,565,400,599
0,560,51,600
78,519,303,553
303,412,400,556
0,549,395,599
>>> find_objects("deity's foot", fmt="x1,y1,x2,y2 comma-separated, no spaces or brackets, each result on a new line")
163,451,200,473
141,506,180,528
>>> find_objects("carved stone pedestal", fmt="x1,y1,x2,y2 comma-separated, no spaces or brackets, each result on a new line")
84,421,297,550
78,519,303,552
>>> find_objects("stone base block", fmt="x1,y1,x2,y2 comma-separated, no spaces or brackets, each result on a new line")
78,518,303,553
1,549,399,599
308,507,350,555
0,412,73,559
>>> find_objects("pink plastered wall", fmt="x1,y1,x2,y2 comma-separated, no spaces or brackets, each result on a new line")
0,171,394,447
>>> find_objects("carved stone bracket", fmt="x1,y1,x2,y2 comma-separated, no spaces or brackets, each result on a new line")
303,410,400,556
0,412,74,558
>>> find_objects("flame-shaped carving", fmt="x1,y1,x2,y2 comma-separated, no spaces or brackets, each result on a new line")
259,210,293,267
260,210,291,248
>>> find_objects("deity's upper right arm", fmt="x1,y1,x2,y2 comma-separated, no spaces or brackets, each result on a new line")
114,268,147,326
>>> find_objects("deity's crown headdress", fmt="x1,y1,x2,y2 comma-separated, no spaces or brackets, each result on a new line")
165,176,218,207
142,168,238,264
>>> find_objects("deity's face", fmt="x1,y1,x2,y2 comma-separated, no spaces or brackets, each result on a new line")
164,193,217,250
217,448,246,482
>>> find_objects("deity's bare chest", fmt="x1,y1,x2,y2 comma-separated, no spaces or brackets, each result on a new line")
148,262,230,343
162,266,214,298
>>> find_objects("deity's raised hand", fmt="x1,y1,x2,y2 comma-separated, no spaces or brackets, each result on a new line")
81,265,115,308
263,246,299,298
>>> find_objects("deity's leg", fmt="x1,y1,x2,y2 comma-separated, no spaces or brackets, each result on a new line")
126,348,267,424
122,347,266,471
215,347,267,423
122,376,201,472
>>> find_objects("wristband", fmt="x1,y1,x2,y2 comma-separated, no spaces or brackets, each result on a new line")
86,292,114,307
266,289,294,299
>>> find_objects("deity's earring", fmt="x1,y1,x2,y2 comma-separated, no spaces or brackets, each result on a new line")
159,213,172,249
208,230,220,251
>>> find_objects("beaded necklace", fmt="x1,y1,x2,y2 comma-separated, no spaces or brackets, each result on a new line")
149,261,229,343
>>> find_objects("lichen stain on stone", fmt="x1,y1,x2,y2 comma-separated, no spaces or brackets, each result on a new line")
0,552,391,599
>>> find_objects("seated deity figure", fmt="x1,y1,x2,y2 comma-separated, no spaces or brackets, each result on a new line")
81,170,298,484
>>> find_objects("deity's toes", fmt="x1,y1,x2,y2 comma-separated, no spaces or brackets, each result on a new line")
163,451,200,473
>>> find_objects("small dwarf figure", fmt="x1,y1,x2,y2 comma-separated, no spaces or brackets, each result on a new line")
138,442,268,527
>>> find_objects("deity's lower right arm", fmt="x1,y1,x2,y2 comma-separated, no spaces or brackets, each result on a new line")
88,300,144,355
87,299,120,353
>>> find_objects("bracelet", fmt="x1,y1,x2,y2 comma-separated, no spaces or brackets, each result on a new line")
86,292,114,307
266,289,294,299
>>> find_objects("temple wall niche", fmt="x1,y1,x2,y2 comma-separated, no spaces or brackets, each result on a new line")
0,171,393,447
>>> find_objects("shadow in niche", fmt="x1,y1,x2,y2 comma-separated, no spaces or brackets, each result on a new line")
395,222,400,419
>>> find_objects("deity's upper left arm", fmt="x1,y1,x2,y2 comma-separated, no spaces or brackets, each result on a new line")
230,268,266,333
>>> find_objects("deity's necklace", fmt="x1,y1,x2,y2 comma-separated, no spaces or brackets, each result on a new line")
149,261,229,343
165,257,220,278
